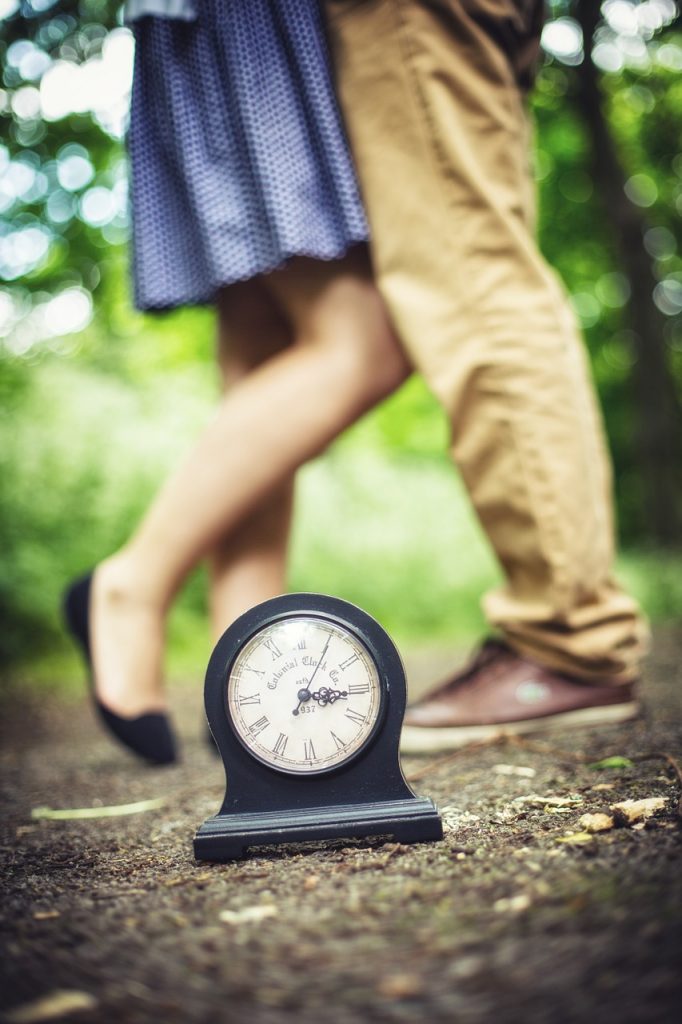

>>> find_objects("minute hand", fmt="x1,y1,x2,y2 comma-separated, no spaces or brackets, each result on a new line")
292,634,332,716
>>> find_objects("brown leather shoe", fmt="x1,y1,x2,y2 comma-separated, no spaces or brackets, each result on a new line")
401,638,640,754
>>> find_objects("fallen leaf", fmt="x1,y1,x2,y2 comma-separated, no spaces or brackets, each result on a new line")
4,990,97,1023
579,812,615,833
377,973,423,999
493,764,536,778
611,797,666,826
31,798,165,821
588,756,634,771
513,794,583,808
219,905,278,925
493,893,531,913
556,832,595,846
32,911,60,921
439,805,481,830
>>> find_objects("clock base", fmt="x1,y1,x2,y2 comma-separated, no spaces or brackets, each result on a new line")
194,797,443,861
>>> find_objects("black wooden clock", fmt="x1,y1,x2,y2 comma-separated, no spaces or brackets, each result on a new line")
193,593,443,861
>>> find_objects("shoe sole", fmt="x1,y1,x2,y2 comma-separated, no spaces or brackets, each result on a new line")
400,701,641,755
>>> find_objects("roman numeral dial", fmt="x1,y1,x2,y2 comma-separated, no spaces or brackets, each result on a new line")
226,615,382,774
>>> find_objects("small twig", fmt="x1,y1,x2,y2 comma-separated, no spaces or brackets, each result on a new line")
505,734,589,763
91,888,148,900
31,797,165,821
405,736,507,782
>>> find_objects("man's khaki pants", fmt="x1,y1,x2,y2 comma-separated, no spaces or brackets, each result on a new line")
323,0,649,682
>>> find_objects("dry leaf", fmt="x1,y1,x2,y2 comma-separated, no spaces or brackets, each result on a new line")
439,806,481,830
513,794,583,807
219,905,277,925
579,812,615,833
611,797,666,826
32,911,60,921
4,990,97,1023
493,764,536,778
493,893,532,913
377,973,423,999
556,832,595,845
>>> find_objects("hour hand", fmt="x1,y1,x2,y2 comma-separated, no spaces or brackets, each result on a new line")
311,687,348,706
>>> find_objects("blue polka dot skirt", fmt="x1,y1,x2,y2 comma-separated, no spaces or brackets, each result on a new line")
126,0,369,311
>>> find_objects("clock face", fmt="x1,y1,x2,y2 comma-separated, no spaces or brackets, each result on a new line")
226,615,383,774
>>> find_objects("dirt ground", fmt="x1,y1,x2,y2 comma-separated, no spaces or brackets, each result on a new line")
1,627,681,1024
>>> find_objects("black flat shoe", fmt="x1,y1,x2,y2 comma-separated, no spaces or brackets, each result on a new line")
62,572,178,766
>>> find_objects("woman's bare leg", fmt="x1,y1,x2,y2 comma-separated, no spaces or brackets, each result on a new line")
208,282,295,641
90,246,410,715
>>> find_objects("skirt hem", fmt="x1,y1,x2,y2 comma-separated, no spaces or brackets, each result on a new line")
132,235,369,313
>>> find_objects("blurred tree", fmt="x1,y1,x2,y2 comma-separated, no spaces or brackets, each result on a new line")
571,0,681,543
530,0,682,542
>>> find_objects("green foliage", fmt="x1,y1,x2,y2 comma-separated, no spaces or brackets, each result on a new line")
0,353,214,666
588,756,635,770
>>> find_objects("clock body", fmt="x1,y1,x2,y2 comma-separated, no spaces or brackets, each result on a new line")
194,593,443,860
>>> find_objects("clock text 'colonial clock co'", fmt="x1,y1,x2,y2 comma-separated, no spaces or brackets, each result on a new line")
194,593,443,860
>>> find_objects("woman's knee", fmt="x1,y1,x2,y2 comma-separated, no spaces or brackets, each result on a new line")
326,287,411,401
291,273,410,394
215,280,292,387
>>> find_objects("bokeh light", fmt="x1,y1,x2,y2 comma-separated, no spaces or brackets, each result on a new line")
56,147,95,191
542,18,584,65
653,277,682,316
38,26,134,137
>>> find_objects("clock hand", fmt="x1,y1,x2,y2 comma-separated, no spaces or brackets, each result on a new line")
311,687,348,706
292,634,332,716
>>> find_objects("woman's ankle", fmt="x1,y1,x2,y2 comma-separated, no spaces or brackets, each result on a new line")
96,549,171,616
90,553,168,716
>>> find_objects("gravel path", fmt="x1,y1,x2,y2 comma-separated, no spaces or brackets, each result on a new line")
1,626,681,1024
